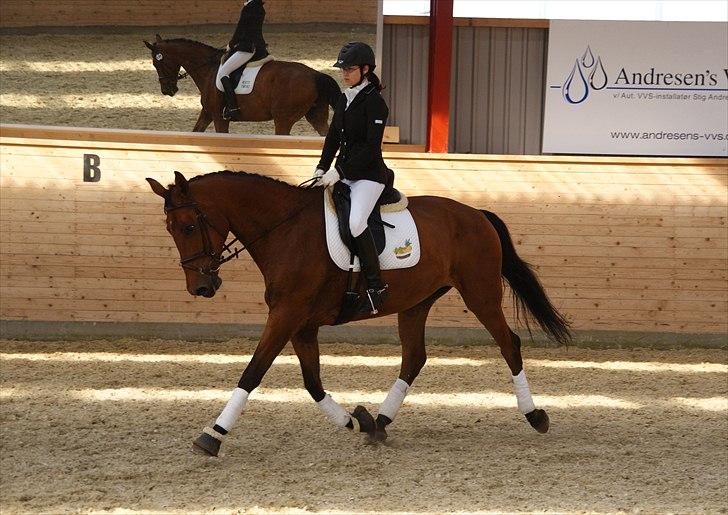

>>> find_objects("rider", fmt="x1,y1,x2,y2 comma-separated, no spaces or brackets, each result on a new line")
216,0,269,120
315,41,391,315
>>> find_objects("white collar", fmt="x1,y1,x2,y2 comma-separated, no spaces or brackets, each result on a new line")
344,78,370,109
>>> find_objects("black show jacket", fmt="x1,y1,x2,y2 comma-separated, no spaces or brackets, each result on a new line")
317,83,390,184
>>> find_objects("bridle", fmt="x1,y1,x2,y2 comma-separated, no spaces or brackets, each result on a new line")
165,177,320,278
156,49,225,83
164,201,236,277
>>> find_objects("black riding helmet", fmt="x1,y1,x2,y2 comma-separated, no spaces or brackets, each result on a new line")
333,42,376,70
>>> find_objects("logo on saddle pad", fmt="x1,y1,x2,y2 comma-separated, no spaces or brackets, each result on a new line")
394,239,413,259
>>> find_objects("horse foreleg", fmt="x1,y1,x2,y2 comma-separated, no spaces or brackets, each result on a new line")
192,109,213,132
290,326,376,438
373,288,447,442
191,313,295,456
212,115,230,133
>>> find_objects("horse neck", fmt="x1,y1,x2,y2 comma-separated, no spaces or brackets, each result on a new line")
172,42,218,91
195,175,317,267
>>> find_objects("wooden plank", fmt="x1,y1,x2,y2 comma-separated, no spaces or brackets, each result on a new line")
2,125,726,334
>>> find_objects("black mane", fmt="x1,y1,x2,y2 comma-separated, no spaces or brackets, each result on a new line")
163,38,224,55
188,170,302,191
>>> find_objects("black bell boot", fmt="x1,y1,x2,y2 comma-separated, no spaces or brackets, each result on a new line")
220,75,241,121
354,228,388,315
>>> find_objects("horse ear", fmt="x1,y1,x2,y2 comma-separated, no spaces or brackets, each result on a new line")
174,171,189,194
146,177,167,198
144,40,154,50
155,33,163,42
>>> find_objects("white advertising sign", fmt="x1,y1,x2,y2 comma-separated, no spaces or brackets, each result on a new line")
543,20,728,156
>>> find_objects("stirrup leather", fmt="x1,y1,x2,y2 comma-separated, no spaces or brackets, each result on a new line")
222,105,240,121
363,285,388,315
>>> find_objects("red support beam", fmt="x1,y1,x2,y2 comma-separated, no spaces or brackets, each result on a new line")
426,0,453,153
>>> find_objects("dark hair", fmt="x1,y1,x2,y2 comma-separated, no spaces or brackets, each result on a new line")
365,69,384,91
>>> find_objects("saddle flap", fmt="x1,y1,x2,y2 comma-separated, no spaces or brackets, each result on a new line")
228,57,273,95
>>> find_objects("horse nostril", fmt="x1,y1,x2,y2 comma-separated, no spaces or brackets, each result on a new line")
195,286,210,297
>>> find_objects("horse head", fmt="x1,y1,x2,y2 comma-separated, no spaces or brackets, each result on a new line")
144,34,180,97
146,172,229,298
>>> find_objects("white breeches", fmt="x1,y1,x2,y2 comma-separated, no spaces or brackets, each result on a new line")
342,178,385,237
215,50,253,90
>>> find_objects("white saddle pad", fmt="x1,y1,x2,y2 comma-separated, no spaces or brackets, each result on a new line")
235,56,273,94
324,189,421,272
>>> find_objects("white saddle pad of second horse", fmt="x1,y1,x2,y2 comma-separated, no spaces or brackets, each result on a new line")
235,56,274,94
324,189,421,272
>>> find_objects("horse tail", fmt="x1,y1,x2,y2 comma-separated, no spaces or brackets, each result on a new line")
482,210,572,345
315,72,342,109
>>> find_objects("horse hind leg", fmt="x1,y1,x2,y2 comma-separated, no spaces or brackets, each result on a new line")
304,99,330,136
273,115,298,135
456,277,550,434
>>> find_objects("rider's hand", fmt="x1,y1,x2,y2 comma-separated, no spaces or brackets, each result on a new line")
313,168,326,178
319,168,340,188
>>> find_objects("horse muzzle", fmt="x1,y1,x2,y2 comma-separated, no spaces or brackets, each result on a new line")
193,274,222,298
162,86,178,97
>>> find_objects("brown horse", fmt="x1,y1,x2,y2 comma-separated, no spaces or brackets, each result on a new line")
144,35,341,134
146,171,571,457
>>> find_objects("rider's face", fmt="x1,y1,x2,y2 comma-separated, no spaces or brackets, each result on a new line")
341,65,369,87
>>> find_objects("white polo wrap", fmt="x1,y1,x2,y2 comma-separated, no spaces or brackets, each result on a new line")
378,378,410,420
215,387,249,431
316,393,351,427
512,370,536,414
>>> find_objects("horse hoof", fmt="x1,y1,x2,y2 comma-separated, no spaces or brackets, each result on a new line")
525,409,550,434
191,431,221,456
351,405,376,438
372,415,389,442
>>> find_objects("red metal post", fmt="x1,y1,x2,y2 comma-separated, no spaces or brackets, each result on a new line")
426,0,454,153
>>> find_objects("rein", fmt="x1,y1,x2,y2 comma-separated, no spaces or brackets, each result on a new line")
157,50,225,82
167,178,321,277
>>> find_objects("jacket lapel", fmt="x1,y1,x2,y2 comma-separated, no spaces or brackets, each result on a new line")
345,84,374,113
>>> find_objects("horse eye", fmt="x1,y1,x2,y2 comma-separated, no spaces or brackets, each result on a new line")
155,53,163,61
183,224,196,235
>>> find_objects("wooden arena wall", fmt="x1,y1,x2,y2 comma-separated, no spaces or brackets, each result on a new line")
1,124,726,339
0,0,377,28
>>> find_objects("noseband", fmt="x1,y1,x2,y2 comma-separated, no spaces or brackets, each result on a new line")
164,201,242,277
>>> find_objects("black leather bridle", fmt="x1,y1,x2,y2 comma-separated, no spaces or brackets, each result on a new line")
164,177,320,278
156,50,225,83
164,201,242,278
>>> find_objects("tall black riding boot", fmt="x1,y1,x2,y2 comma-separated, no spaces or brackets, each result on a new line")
220,75,240,121
354,228,388,315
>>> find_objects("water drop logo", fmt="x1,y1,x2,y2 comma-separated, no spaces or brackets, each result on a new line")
562,45,608,104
